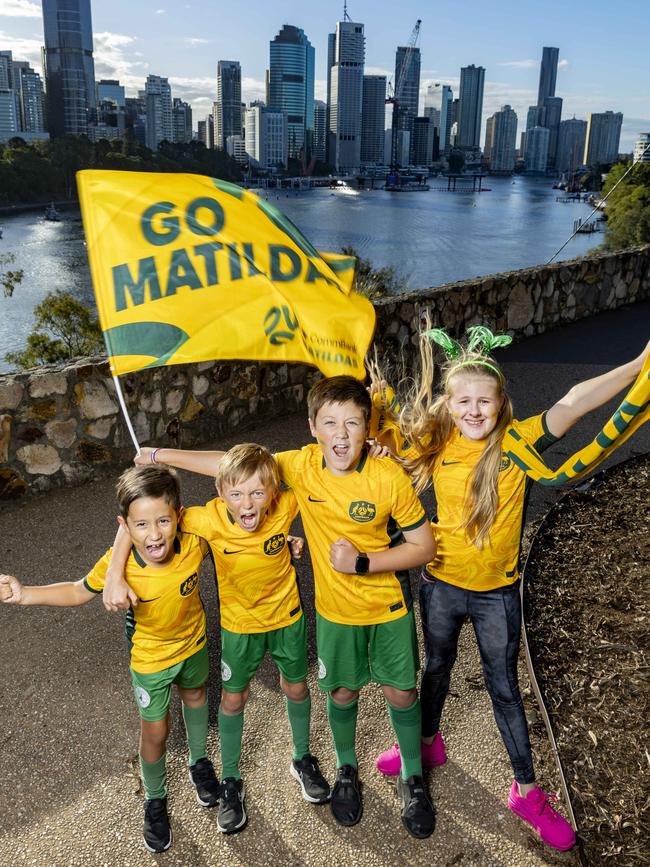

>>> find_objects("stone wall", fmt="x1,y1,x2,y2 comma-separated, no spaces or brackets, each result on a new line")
1,244,649,500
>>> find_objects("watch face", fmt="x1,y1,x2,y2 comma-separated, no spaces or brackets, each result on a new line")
355,554,369,575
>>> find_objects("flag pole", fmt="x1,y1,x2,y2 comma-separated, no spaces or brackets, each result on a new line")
111,374,141,456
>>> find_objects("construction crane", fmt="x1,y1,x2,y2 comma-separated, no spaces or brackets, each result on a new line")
386,19,422,171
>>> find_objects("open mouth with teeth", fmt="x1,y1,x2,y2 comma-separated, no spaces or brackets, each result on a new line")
239,512,258,530
146,542,168,559
332,443,351,458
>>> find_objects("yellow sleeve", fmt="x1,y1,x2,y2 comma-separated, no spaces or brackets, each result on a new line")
390,465,427,531
514,413,558,451
83,550,110,593
181,505,212,539
274,450,301,487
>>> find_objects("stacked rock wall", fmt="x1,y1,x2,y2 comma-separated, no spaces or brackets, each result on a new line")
1,245,649,499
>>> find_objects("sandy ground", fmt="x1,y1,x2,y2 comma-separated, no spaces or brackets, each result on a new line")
1,301,648,866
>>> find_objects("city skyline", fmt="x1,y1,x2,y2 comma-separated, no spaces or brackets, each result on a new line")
1,0,648,150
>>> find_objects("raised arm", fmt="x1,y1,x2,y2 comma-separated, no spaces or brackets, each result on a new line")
545,339,650,438
135,447,224,476
329,521,436,575
0,573,95,607
102,524,138,612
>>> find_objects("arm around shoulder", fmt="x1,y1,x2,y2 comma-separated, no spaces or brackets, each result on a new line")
135,446,224,476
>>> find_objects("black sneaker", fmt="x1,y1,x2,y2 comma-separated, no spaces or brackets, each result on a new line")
290,753,331,804
330,764,362,826
189,757,221,807
397,774,436,839
217,777,247,834
143,797,172,853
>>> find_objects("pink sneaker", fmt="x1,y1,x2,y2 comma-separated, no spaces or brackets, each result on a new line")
507,782,576,851
375,732,447,776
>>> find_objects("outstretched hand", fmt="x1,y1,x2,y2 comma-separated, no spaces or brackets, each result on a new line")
0,573,23,604
287,535,305,560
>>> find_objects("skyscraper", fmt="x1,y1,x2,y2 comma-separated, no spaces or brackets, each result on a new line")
457,65,485,149
172,98,192,143
144,75,172,149
269,25,314,160
313,99,327,163
584,111,623,166
16,65,45,133
555,118,587,174
525,126,550,174
540,96,562,168
42,0,96,136
245,104,288,169
394,45,420,161
361,75,386,164
537,47,559,105
485,105,518,173
633,133,650,164
328,19,365,171
214,61,242,150
412,116,434,165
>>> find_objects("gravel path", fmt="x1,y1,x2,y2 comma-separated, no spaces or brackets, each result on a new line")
1,302,648,866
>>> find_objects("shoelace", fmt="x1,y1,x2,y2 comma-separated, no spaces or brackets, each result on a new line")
536,791,561,818
222,781,241,804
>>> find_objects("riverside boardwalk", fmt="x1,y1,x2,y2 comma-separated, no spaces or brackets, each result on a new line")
1,302,648,867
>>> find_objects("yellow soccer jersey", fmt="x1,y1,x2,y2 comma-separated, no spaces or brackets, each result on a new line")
427,414,558,591
181,490,302,634
275,445,427,626
84,533,209,674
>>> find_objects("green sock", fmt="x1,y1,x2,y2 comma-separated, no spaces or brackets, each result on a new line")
218,708,244,780
182,698,209,766
388,699,423,780
286,695,311,760
140,753,167,800
327,694,358,769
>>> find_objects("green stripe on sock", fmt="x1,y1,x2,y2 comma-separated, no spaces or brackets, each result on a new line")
286,695,311,760
140,752,167,800
327,694,358,769
388,699,423,780
182,699,209,766
218,708,243,780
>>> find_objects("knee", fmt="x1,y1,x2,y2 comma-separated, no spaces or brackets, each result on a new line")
330,686,359,705
179,684,206,707
220,688,248,715
281,678,308,702
141,718,169,750
382,686,417,708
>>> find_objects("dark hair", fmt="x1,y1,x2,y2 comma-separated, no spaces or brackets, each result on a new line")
216,443,279,492
307,375,371,422
116,465,181,518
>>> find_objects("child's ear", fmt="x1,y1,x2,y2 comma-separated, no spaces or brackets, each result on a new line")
117,515,127,530
308,417,317,438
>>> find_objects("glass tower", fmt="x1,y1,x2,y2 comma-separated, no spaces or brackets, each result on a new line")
269,25,314,160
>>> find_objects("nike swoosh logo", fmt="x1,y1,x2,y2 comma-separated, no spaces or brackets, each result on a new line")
441,460,461,466
139,596,161,603
308,495,326,503
224,548,245,555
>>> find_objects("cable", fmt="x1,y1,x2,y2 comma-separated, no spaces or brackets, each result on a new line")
547,140,650,264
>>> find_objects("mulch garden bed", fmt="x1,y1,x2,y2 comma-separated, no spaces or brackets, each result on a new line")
523,455,649,866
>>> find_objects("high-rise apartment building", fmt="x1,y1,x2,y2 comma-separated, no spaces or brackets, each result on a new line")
525,126,550,173
42,0,97,136
144,75,173,149
0,88,19,141
457,65,484,149
172,98,192,143
555,118,587,174
633,133,650,164
313,99,327,163
540,96,562,168
412,116,434,165
394,45,420,161
485,105,518,173
438,86,453,155
245,104,288,169
213,61,241,150
361,75,386,165
268,25,314,160
328,19,365,172
584,111,623,166
97,80,125,107
537,47,559,105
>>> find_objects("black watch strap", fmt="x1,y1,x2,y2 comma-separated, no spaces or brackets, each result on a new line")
355,553,370,575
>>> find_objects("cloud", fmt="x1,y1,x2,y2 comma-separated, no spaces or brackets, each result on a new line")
0,30,43,68
497,59,537,69
155,8,165,13
184,37,210,45
558,59,569,70
93,32,149,92
0,0,40,18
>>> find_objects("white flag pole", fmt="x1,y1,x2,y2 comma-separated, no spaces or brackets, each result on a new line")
112,374,141,456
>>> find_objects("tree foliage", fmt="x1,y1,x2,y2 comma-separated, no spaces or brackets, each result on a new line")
0,136,244,206
341,246,403,300
601,162,650,251
5,289,104,369
0,253,23,297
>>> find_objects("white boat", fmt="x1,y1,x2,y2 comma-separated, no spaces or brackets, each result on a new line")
44,203,61,222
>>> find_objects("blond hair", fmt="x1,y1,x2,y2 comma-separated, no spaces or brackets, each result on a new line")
373,333,513,548
216,443,280,493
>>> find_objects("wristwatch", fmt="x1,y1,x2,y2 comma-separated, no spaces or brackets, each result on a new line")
354,553,370,575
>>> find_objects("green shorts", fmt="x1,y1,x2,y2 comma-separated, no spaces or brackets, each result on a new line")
220,615,307,693
130,645,209,722
316,610,419,692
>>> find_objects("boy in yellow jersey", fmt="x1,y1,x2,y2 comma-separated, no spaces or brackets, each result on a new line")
0,466,220,854
104,444,330,835
105,377,438,839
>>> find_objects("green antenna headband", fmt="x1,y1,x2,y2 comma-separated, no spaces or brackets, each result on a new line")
422,326,513,380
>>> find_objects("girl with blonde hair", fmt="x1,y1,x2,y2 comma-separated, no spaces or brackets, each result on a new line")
371,324,650,852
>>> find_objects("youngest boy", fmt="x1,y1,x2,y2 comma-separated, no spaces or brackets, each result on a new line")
0,465,220,853
105,444,330,834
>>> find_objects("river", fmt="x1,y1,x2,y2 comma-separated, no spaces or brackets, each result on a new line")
0,175,598,373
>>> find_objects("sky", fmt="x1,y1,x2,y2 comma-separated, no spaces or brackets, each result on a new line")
2,0,649,149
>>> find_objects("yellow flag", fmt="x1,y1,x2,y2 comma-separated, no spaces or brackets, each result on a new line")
77,170,376,379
